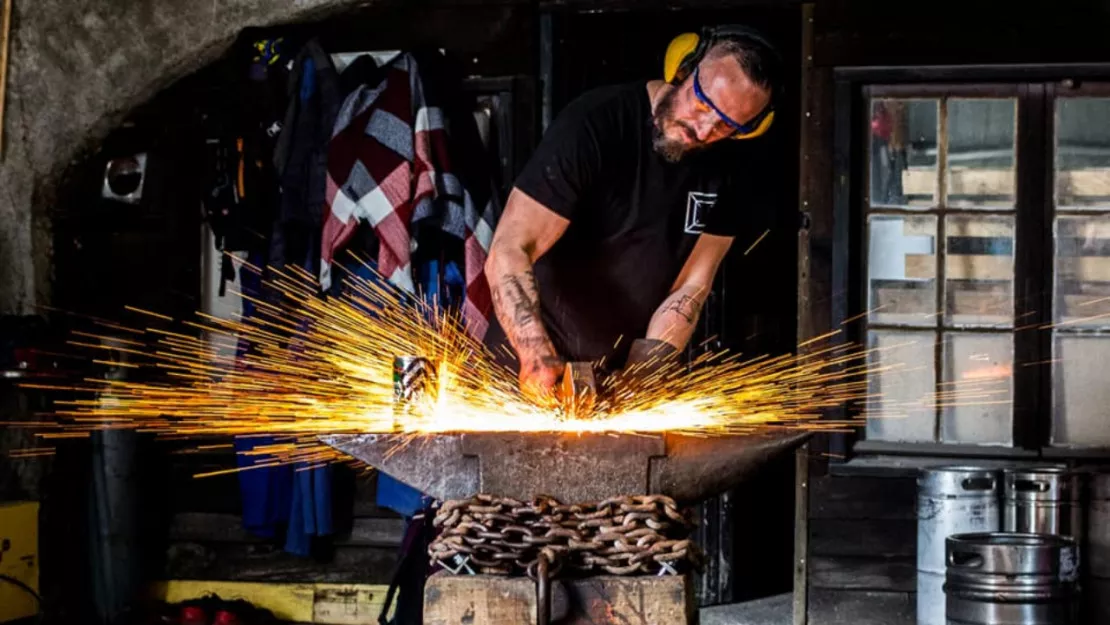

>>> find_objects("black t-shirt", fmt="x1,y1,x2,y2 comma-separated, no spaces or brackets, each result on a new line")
486,81,778,369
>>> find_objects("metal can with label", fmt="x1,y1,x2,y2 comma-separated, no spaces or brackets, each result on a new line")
917,466,1002,625
393,355,436,404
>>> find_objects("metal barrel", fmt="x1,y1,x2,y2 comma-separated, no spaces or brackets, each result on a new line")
944,532,1078,625
918,467,1003,625
1002,467,1083,541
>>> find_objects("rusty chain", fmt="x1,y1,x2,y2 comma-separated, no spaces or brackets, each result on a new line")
428,493,704,578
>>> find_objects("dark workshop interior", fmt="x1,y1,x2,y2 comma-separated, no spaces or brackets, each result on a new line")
4,1,1110,624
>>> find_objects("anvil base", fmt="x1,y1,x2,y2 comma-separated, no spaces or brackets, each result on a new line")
423,570,694,625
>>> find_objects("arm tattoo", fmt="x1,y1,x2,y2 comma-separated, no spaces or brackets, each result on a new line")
663,293,704,324
496,270,543,328
491,270,559,367
491,270,543,332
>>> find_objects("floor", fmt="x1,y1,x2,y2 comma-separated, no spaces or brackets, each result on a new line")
699,592,793,625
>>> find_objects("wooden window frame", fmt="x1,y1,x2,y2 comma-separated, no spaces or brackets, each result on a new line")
830,64,1110,461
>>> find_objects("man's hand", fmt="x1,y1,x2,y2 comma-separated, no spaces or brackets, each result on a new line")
618,338,681,389
626,338,680,372
519,353,566,408
490,268,565,406
486,188,572,405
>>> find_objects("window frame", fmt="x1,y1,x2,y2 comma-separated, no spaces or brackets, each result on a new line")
831,65,1110,461
1046,80,1110,449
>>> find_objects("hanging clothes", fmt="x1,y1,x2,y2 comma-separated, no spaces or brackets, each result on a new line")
271,37,342,274
225,37,342,555
320,52,499,340
409,48,502,340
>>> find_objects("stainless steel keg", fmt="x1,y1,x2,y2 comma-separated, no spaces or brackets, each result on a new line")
918,467,1002,625
945,532,1078,625
1003,467,1083,540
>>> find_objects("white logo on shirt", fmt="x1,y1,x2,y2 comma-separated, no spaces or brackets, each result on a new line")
685,192,717,234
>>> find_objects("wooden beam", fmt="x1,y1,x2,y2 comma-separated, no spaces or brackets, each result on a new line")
0,0,11,157
797,0,841,469
168,512,406,547
809,519,916,558
809,475,917,520
797,4,835,347
808,556,916,592
150,580,393,625
793,443,810,625
164,542,399,584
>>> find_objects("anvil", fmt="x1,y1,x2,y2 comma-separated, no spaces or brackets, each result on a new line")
321,430,809,504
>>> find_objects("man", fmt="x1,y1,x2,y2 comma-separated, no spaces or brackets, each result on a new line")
484,25,783,405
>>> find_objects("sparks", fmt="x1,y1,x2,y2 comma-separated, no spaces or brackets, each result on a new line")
11,261,1008,471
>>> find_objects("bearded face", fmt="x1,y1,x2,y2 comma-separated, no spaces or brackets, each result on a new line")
650,53,772,163
651,87,709,163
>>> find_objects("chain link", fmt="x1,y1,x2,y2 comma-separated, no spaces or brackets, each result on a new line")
428,493,704,577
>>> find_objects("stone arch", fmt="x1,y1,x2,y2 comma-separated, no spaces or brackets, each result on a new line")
0,0,371,313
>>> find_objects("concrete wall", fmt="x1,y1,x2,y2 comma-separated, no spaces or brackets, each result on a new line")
0,0,366,314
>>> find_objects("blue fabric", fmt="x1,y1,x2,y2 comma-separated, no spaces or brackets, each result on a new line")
415,257,465,312
376,472,433,518
234,250,334,555
300,57,316,102
443,260,464,293
234,436,293,538
284,463,333,556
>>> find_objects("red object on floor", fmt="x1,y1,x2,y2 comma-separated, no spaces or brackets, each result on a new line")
180,606,208,625
213,610,242,625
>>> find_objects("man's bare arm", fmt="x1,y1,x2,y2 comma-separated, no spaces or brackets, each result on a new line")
645,234,733,351
485,188,571,400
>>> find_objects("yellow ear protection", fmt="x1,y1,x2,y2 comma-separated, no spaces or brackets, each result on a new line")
663,25,780,140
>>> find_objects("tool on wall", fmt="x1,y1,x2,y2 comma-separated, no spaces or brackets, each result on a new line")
0,0,11,158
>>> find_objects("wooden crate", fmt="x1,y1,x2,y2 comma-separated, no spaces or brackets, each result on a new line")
423,570,694,625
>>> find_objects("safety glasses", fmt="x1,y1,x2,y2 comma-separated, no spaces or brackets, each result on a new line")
692,66,772,138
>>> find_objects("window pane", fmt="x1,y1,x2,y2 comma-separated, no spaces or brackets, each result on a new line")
946,98,1016,209
868,215,937,326
940,333,1013,444
870,99,938,208
1054,216,1110,328
1053,335,1110,446
1056,98,1110,209
945,216,1015,327
866,330,937,442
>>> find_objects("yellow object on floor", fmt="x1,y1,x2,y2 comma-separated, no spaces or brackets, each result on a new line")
0,501,39,623
150,580,394,624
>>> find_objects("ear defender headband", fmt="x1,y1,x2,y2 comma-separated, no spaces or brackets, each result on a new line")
663,25,779,140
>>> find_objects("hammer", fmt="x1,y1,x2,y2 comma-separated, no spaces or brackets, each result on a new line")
557,361,597,418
